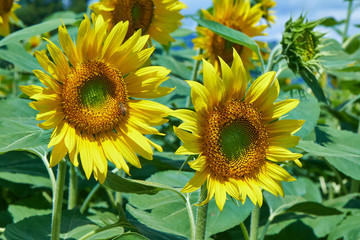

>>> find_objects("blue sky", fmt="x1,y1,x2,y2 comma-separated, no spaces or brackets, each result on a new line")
180,0,360,42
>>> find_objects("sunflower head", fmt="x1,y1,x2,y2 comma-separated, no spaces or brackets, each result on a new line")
20,14,173,183
256,0,276,25
90,0,186,45
0,0,20,36
281,15,326,74
172,49,304,211
193,0,268,71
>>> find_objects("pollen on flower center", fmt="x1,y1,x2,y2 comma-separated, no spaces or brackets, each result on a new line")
112,0,154,38
0,0,13,15
62,60,128,135
202,99,268,181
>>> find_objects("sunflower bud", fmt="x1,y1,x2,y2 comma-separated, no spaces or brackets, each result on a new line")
281,15,328,103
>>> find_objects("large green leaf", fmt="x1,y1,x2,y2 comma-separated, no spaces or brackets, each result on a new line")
127,170,253,239
0,18,78,47
193,17,264,71
0,98,51,158
113,233,149,240
279,91,320,139
297,126,360,180
328,215,360,240
0,43,42,72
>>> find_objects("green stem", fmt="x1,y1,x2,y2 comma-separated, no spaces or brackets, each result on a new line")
343,0,353,42
250,204,260,240
51,159,67,240
259,219,271,240
80,183,101,214
78,223,120,240
240,222,250,240
68,163,77,210
115,170,126,205
185,193,196,240
266,44,282,72
275,66,288,79
33,149,56,196
195,185,208,240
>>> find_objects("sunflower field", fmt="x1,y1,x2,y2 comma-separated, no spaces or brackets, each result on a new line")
1,0,360,239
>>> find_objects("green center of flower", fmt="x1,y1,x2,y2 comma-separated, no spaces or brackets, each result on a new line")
202,100,268,181
220,121,254,160
62,60,128,135
80,77,109,109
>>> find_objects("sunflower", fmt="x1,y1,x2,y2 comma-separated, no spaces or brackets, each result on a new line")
172,50,304,211
193,0,267,71
0,0,20,36
258,0,276,25
20,14,173,183
90,0,186,45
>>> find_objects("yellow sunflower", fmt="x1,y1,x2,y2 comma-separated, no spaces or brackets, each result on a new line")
193,0,267,71
0,0,20,36
90,0,186,45
172,50,304,211
20,14,173,183
259,0,276,25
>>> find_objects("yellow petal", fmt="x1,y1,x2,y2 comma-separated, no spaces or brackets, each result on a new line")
230,50,247,100
186,80,211,119
245,71,276,105
202,59,224,104
262,99,300,122
181,169,209,193
49,139,67,168
267,119,305,135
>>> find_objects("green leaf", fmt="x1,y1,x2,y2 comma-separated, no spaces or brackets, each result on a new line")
102,171,182,197
298,126,360,180
286,202,342,216
328,215,360,240
0,98,51,158
4,210,97,240
0,150,51,188
192,17,264,72
320,17,345,27
113,232,149,240
0,18,78,47
0,43,42,72
267,221,317,240
127,170,253,239
301,215,345,238
153,55,192,80
8,194,52,222
280,91,320,139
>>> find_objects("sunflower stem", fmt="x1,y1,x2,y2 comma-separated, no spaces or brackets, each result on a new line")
51,159,67,240
266,44,282,72
250,204,260,240
240,222,250,240
195,184,208,240
185,193,196,240
343,0,353,42
68,163,78,210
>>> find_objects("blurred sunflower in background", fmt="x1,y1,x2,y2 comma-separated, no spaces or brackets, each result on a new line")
20,14,173,183
90,0,186,45
0,0,20,36
258,0,276,25
173,50,304,211
193,0,267,71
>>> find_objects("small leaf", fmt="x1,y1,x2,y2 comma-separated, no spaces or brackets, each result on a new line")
286,202,342,216
0,18,78,47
